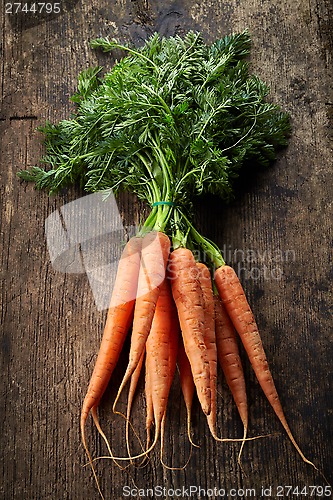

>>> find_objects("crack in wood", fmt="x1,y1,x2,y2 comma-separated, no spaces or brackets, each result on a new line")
0,116,38,121
10,116,38,121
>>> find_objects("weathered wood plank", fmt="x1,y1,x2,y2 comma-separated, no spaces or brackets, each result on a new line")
1,1,332,499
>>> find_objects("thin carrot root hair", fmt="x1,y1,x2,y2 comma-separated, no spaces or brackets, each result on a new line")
91,405,148,470
185,403,200,448
88,426,161,464
80,410,105,500
237,423,248,475
160,413,193,471
207,424,272,443
91,407,129,472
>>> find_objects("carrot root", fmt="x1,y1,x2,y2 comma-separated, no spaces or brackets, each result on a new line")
125,351,145,464
177,338,199,448
89,429,161,463
113,232,170,414
160,413,193,471
80,409,105,500
170,248,211,416
215,265,319,471
91,407,129,472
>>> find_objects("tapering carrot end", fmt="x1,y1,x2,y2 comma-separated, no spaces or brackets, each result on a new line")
80,408,105,500
186,405,200,448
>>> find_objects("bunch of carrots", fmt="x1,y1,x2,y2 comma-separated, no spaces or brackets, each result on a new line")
17,30,324,497
80,225,318,497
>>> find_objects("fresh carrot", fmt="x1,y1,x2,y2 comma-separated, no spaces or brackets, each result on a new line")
215,264,317,469
169,248,211,416
177,339,198,447
158,280,182,469
145,278,179,454
85,276,178,471
214,294,248,463
196,263,218,437
113,231,171,413
80,236,142,496
160,292,180,468
127,352,145,422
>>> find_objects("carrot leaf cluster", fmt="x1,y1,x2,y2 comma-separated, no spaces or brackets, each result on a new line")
18,30,290,258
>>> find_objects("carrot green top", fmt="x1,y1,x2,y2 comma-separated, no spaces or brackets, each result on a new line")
18,30,290,269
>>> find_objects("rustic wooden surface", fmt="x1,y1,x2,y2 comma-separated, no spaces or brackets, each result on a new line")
1,1,332,499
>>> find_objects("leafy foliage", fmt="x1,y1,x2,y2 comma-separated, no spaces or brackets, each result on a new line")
18,30,290,211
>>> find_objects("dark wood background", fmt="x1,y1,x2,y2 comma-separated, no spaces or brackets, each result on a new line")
1,1,332,499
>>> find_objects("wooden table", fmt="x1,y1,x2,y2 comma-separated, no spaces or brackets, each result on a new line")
1,1,332,498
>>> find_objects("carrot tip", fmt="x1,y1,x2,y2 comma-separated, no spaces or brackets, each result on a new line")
160,414,193,470
80,409,105,500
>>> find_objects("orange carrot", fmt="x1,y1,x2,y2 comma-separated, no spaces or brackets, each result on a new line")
215,264,317,469
167,293,179,396
196,263,218,437
80,236,142,496
113,231,170,412
145,278,179,453
177,339,198,447
169,248,211,416
214,294,248,463
127,352,145,422
158,281,181,469
82,250,178,474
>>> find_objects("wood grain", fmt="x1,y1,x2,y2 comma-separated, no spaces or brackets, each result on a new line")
1,1,332,499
